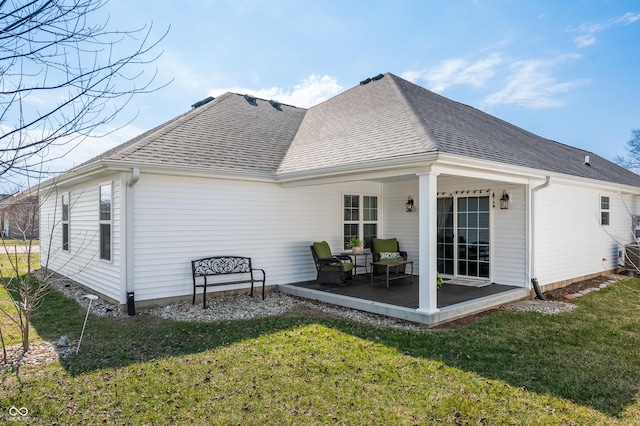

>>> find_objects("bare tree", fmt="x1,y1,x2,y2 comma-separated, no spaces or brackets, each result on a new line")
0,0,168,356
614,129,640,173
0,0,169,186
0,191,41,353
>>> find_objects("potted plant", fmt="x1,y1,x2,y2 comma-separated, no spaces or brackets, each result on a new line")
437,273,445,289
347,237,364,254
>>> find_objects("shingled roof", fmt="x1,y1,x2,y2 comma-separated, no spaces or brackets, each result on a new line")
279,73,640,187
83,92,307,177
80,72,640,188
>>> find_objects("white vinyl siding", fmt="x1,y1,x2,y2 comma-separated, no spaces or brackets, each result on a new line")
129,174,382,302
491,186,526,286
382,180,419,272
40,174,123,302
534,184,633,285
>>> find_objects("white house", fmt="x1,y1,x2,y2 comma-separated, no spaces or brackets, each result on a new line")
37,73,640,326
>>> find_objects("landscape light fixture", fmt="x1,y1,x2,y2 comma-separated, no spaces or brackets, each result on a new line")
76,294,98,355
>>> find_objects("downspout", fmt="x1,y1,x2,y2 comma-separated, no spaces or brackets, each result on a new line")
126,167,140,315
530,176,551,300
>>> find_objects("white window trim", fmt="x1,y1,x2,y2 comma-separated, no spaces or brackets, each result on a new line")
600,195,610,226
62,192,70,252
342,193,379,249
99,182,113,262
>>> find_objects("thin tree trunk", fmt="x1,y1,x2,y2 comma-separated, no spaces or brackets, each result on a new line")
22,312,30,353
0,327,6,363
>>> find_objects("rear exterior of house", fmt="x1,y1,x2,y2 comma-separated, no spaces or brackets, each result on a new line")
38,73,640,325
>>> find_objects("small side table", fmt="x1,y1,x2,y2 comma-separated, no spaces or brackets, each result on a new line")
370,259,414,288
340,250,370,276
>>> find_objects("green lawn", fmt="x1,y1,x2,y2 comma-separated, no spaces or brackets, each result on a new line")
2,273,640,424
0,238,39,246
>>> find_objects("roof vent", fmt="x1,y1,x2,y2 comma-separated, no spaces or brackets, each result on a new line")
244,94,257,105
191,96,214,109
269,100,282,110
584,155,590,166
360,73,385,85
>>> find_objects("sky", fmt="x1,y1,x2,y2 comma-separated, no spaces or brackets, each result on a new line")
5,0,640,190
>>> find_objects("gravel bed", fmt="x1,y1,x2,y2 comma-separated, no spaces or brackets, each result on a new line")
503,300,577,315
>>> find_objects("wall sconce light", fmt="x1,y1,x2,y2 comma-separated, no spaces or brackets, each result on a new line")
406,196,414,212
500,191,509,209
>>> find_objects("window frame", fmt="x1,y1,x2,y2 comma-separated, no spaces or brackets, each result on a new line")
61,192,69,252
343,194,379,249
99,182,113,262
600,195,610,226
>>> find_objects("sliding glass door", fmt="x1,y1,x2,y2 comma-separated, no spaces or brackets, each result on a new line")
437,196,490,279
437,198,455,275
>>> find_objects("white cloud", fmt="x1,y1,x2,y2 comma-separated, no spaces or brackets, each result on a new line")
616,12,640,25
402,53,502,93
400,70,421,83
574,12,640,48
210,74,343,108
159,53,203,89
483,56,588,109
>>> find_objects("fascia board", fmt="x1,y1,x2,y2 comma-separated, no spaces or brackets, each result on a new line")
276,152,440,185
437,153,640,194
100,161,277,184
34,160,278,193
33,161,108,193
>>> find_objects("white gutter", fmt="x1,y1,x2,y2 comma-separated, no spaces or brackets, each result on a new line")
128,167,140,187
125,167,140,314
530,176,552,294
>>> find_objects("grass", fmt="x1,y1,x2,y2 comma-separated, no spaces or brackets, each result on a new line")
1,270,640,424
0,238,38,246
0,252,40,347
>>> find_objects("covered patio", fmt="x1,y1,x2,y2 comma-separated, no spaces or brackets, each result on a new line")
279,274,530,327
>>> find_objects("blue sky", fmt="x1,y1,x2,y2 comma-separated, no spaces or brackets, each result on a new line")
19,0,640,186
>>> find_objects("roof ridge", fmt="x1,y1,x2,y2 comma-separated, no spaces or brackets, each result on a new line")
386,73,440,152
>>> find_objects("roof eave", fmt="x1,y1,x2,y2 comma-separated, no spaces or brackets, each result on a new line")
100,160,278,183
438,153,640,194
276,152,440,185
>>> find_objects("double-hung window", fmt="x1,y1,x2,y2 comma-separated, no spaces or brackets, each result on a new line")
600,196,610,226
99,183,112,261
343,194,378,249
62,193,69,251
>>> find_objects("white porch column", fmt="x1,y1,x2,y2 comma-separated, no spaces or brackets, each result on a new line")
417,171,439,314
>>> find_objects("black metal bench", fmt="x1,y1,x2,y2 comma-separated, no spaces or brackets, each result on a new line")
191,256,266,308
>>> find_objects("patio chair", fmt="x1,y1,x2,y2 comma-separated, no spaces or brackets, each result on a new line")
371,237,408,276
310,241,354,285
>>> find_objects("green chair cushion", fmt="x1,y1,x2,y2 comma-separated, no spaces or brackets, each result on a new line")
319,262,353,273
313,241,332,259
373,238,398,253
342,263,354,273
